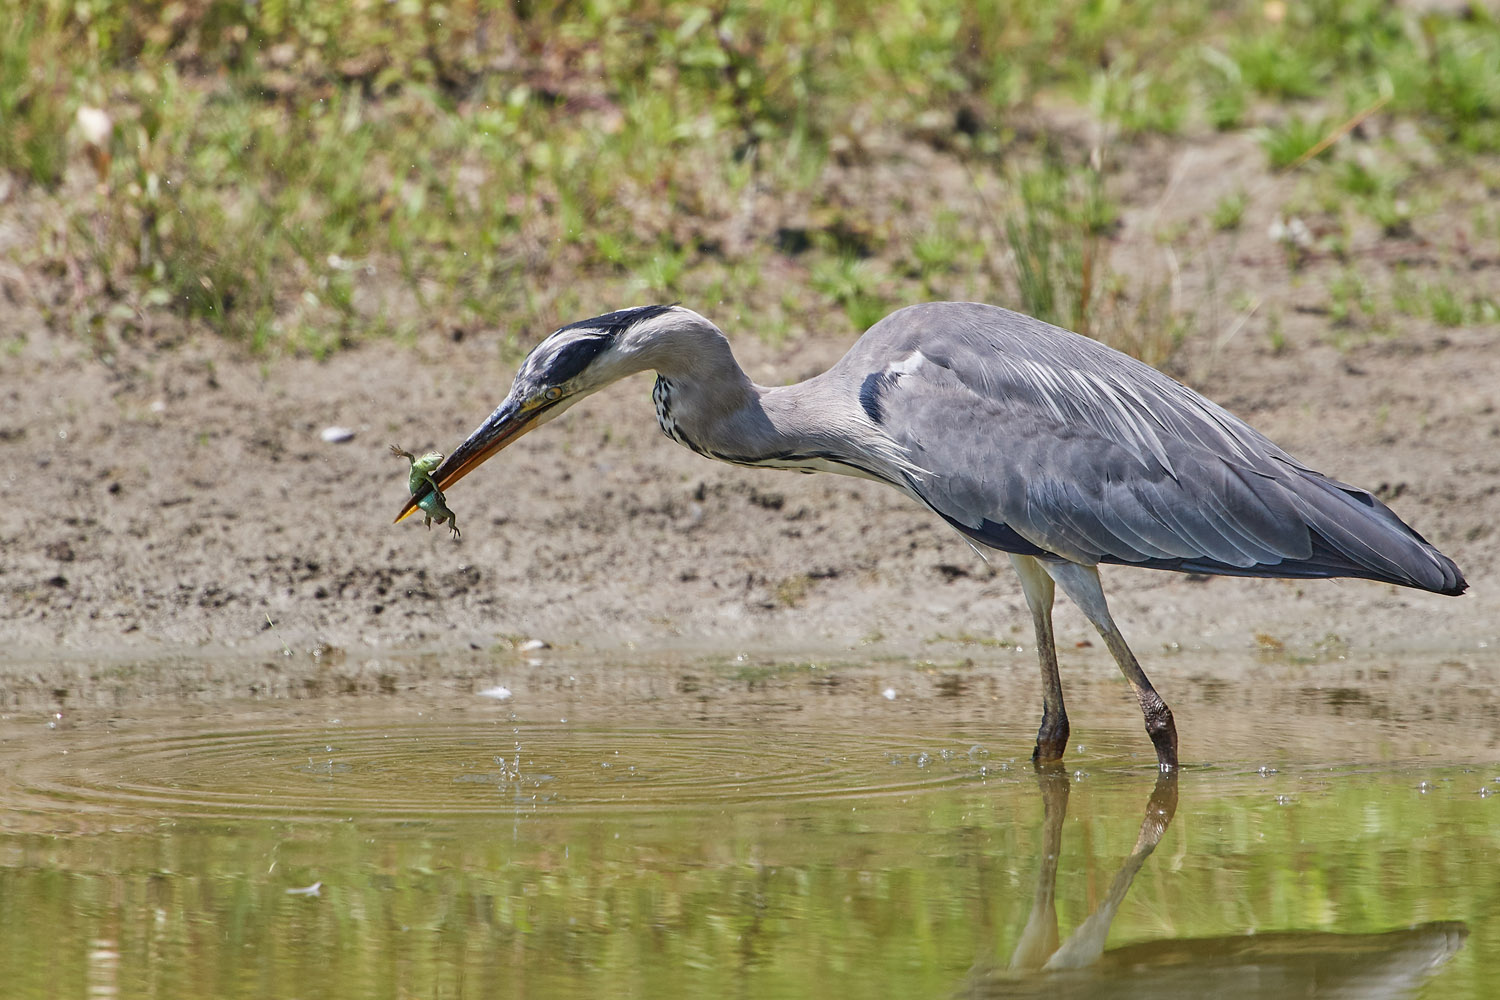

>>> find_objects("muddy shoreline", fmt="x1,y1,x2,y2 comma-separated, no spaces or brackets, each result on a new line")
3,137,1496,675
3,315,1494,666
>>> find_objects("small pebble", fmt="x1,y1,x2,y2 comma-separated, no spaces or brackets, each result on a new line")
519,638,550,652
881,687,896,700
320,426,355,443
76,106,113,146
477,686,512,701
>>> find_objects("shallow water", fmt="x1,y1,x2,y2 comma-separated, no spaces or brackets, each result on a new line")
0,652,1496,999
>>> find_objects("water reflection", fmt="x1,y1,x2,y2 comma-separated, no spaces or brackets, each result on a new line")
963,767,1467,999
0,661,1493,1000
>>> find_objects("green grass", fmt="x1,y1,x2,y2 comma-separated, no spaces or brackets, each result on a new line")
810,255,891,334
1429,284,1467,327
1328,269,1372,329
1211,190,1248,231
0,8,69,187
1261,115,1333,170
1005,160,1116,337
1,0,1498,358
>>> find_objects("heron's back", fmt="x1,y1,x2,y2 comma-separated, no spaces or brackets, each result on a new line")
838,302,1465,596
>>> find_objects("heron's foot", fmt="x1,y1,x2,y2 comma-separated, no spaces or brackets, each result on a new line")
1032,712,1070,763
1142,698,1177,771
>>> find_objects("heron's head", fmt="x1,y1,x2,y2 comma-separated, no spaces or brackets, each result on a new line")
394,304,694,523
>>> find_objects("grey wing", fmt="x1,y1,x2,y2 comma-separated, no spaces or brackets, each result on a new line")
848,303,1464,594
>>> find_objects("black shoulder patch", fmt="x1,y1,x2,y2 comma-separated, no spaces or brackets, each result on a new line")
556,303,677,338
859,370,898,424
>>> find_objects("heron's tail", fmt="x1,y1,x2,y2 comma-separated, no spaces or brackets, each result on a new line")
1285,473,1467,595
1129,470,1468,595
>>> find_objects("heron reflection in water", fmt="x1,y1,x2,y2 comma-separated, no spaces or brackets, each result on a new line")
959,769,1467,999
396,303,1466,768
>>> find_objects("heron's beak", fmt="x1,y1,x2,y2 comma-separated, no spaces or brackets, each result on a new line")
393,394,545,523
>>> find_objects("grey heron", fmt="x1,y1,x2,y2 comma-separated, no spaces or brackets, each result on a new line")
395,302,1466,769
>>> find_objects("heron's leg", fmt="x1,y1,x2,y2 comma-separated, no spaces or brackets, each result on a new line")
1044,562,1179,771
1008,554,1068,762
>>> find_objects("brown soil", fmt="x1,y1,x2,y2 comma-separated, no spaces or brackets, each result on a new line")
2,130,1496,676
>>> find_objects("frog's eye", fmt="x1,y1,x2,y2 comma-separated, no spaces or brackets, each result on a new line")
543,386,564,402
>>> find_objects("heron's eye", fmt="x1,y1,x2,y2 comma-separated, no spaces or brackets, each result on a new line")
543,387,564,402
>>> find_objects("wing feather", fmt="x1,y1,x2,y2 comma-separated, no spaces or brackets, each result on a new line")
837,302,1464,593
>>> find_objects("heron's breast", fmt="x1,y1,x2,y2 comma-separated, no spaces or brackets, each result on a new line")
654,376,721,461
653,376,687,446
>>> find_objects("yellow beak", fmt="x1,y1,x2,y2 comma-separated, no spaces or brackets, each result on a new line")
393,396,545,523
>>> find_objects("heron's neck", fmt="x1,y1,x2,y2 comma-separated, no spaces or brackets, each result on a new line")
635,319,877,473
648,331,760,460
654,362,854,472
645,324,755,399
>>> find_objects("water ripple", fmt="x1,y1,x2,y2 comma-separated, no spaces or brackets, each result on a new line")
1,719,1000,824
